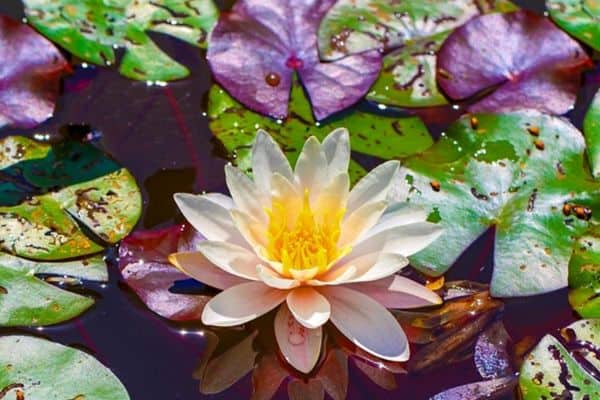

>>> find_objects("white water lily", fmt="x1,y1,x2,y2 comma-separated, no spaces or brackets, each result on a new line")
169,128,443,373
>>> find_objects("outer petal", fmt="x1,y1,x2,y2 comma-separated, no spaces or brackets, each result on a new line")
287,287,331,329
168,251,248,289
339,200,388,247
252,130,294,194
346,161,399,216
322,128,350,178
295,136,328,201
365,203,429,239
174,193,247,247
320,286,410,362
225,164,268,224
330,252,409,284
257,265,299,289
202,282,287,327
274,304,322,374
197,241,261,280
349,275,442,309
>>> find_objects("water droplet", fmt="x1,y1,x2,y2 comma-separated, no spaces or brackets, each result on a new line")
265,72,281,87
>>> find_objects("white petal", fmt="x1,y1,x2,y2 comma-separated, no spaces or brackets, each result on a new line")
308,265,357,286
197,241,261,280
270,172,302,228
168,251,247,289
346,161,399,216
252,130,294,194
319,286,409,362
225,164,267,224
349,275,442,309
351,222,444,258
287,287,331,329
257,265,299,289
365,202,429,239
230,209,268,250
342,252,409,283
202,282,287,327
202,193,235,209
294,136,328,201
274,304,322,373
322,128,350,178
174,193,246,247
339,200,388,246
314,172,349,222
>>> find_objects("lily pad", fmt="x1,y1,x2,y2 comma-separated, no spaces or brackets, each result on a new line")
23,0,219,81
585,90,600,178
436,10,591,114
208,82,433,184
0,16,69,129
0,252,104,326
0,135,142,260
519,319,600,400
547,0,600,51
568,225,600,318
207,0,381,121
0,335,130,399
391,111,600,297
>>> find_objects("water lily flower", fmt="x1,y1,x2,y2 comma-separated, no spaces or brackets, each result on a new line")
169,128,443,373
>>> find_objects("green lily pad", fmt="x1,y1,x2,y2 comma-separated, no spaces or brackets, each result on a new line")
0,252,105,326
392,110,600,297
568,225,600,318
519,319,600,400
0,335,130,399
23,0,219,81
208,82,433,184
585,90,600,178
547,0,600,51
0,135,142,260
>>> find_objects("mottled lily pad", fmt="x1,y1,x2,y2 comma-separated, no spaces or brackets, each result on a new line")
585,90,600,178
547,0,600,51
437,10,591,114
23,0,219,81
0,335,130,399
0,135,142,260
390,111,600,297
208,82,433,184
519,319,600,400
0,16,69,129
568,225,600,318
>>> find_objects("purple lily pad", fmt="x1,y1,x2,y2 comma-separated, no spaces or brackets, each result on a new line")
119,225,209,321
436,10,591,114
207,0,381,121
431,376,518,400
474,321,513,379
0,16,69,129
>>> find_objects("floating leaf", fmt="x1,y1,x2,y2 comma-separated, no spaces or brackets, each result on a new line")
0,335,130,399
568,225,600,318
585,90,600,178
437,10,591,114
0,16,69,129
23,0,219,81
474,321,513,379
119,225,211,321
392,111,600,296
519,319,600,399
0,135,142,260
208,82,433,184
547,0,600,51
207,0,380,120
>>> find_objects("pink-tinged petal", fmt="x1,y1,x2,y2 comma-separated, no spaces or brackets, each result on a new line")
295,136,328,200
287,287,331,329
365,203,428,239
196,241,261,280
309,265,357,286
346,161,399,216
174,193,247,247
322,128,350,178
274,304,323,374
225,164,268,224
351,222,444,259
230,209,268,250
168,251,248,290
319,286,410,362
289,267,320,282
252,130,294,194
339,200,388,247
202,282,287,327
257,265,299,289
349,275,442,309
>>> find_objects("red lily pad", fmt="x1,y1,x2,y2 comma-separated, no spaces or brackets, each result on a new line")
118,225,210,321
436,10,591,114
207,0,381,121
0,16,69,129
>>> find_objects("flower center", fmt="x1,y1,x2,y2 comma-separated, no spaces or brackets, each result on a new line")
266,190,347,279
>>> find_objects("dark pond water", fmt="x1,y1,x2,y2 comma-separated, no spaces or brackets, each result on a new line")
0,0,599,399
